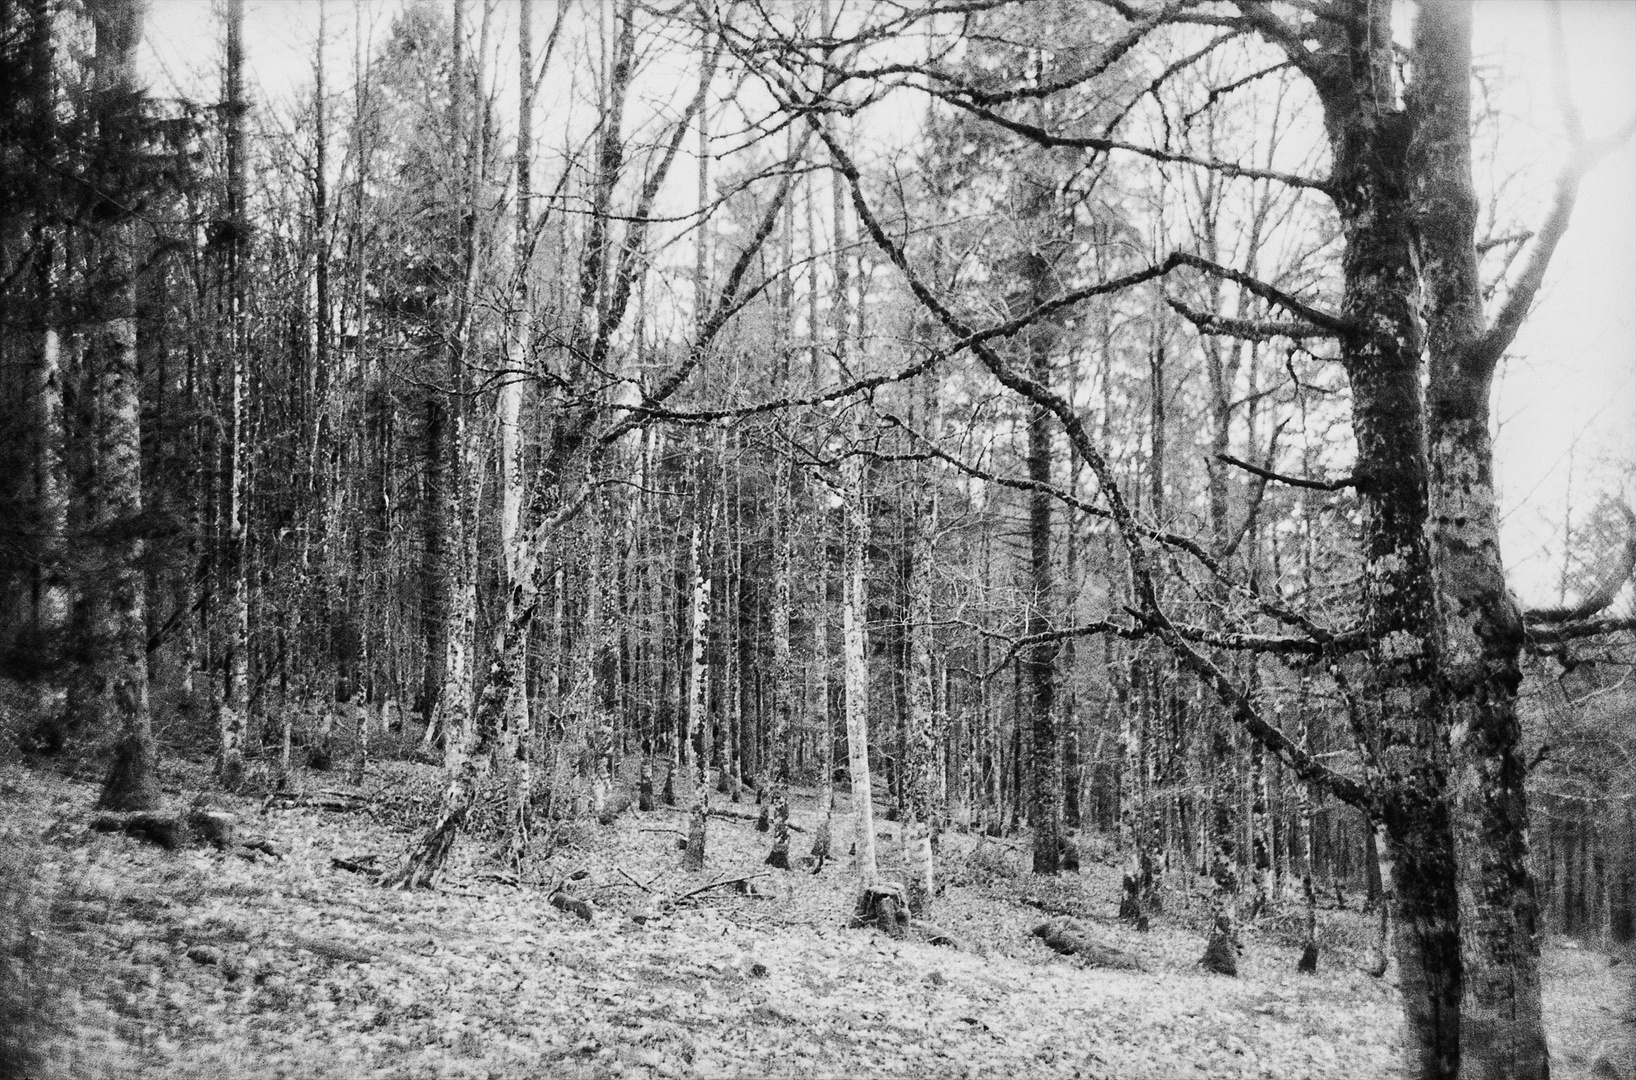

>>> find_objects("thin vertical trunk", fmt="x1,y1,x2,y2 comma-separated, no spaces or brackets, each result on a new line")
1023,257,1059,876
684,508,711,871
843,449,875,884
218,0,250,791
29,0,69,734
500,0,535,865
767,451,793,868
808,162,834,863
902,377,939,913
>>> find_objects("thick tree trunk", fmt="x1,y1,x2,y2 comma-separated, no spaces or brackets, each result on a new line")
85,0,158,813
1410,3,1549,1074
1315,2,1462,1069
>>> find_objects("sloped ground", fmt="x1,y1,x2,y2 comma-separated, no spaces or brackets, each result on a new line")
0,756,1625,1080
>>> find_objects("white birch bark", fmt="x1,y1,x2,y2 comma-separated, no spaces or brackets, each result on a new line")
843,453,875,884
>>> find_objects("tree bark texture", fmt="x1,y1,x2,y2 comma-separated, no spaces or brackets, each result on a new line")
85,0,157,813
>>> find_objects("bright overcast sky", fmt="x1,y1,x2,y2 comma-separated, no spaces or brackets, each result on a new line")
137,0,1635,602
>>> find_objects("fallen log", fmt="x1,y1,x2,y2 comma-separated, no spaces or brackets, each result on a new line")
262,791,371,814
332,855,382,877
705,806,808,833
91,811,187,850
91,807,241,852
1031,917,1143,971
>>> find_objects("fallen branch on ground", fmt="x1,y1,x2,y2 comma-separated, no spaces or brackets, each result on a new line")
913,920,973,951
671,871,769,904
1032,917,1143,971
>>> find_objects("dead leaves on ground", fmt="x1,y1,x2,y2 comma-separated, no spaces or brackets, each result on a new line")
4,760,1623,1079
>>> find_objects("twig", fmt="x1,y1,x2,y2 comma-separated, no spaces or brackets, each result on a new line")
1217,452,1353,492
617,866,661,893
670,871,769,904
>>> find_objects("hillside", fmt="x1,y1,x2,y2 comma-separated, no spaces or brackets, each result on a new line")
1,756,1627,1080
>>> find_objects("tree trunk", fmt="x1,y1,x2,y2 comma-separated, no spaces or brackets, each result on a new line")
1410,3,1550,1073
843,446,875,884
1023,265,1060,876
500,0,535,866
29,0,70,737
903,381,939,913
85,0,158,813
684,512,710,871
217,0,250,792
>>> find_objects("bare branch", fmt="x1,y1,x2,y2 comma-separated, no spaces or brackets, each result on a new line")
1524,507,1636,624
927,88,1335,194
1217,452,1354,492
1171,252,1352,333
1168,294,1338,342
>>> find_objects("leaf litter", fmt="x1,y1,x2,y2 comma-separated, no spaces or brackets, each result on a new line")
2,758,1626,1079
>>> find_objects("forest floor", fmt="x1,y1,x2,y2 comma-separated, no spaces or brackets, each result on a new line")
2,751,1631,1080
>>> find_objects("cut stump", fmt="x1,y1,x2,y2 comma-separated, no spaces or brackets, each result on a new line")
851,881,911,940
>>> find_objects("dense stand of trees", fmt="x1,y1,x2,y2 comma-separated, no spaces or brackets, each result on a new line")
1,2,1632,1078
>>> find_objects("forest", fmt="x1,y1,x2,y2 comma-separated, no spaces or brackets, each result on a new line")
1,0,1633,1077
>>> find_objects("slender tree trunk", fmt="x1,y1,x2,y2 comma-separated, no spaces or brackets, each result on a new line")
28,0,70,736
902,380,939,913
500,0,536,865
684,507,711,871
843,449,875,884
218,0,250,791
1023,262,1060,876
767,453,793,868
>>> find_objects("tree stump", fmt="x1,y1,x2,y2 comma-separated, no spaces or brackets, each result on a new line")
765,790,790,869
1297,942,1319,973
809,820,831,874
1200,913,1239,976
851,882,910,939
188,809,236,850
637,758,655,812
